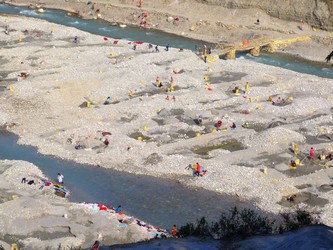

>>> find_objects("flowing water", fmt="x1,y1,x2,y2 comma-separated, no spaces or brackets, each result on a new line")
0,4,332,78
0,3,332,230
0,130,248,229
0,4,208,50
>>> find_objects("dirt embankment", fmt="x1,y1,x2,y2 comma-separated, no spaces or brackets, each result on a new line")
196,0,333,30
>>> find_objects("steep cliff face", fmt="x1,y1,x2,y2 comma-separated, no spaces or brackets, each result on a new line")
196,0,333,30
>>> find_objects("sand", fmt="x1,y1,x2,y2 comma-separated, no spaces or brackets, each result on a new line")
1,3,333,248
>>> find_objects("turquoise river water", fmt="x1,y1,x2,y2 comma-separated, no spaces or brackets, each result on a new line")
1,4,332,79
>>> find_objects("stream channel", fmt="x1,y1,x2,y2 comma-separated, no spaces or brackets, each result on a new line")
0,3,332,230
1,4,333,79
0,131,249,230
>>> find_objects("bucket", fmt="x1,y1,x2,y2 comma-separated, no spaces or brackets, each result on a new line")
86,102,90,108
263,167,268,174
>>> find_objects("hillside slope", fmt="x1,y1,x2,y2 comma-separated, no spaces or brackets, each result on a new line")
196,0,333,30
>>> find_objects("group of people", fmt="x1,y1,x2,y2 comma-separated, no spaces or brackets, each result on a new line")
290,146,332,170
155,76,175,92
147,44,162,52
314,148,333,161
197,45,212,63
186,163,207,177
230,82,250,95
214,121,236,129
89,224,176,249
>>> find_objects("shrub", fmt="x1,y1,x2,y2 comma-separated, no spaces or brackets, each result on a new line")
179,217,210,237
179,207,319,240
280,209,318,232
179,206,276,239
215,206,275,238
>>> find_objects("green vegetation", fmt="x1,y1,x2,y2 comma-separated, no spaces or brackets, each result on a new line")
280,209,319,232
179,206,318,240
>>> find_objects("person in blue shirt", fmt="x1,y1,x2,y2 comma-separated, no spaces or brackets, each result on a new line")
116,205,122,213
104,97,111,105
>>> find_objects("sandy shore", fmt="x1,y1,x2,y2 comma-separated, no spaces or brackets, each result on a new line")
3,0,333,62
1,10,333,247
0,160,164,249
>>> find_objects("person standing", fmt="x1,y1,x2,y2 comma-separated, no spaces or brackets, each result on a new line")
203,45,207,63
156,76,161,87
172,225,177,237
91,240,100,250
57,173,64,185
309,147,315,160
195,162,201,176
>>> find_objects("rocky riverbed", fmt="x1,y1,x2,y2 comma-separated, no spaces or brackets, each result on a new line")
1,12,333,249
4,0,333,62
0,160,162,249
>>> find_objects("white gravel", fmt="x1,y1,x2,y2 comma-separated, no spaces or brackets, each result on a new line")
1,15,333,243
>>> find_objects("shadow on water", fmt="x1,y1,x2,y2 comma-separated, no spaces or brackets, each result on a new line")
0,130,250,229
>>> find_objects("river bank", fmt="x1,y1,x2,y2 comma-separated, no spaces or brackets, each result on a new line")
0,160,162,249
0,130,248,231
1,12,333,247
3,0,333,63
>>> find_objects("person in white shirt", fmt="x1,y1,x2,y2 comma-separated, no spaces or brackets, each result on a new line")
57,173,64,185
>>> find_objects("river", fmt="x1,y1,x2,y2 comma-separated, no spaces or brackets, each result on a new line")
1,4,332,79
0,3,331,230
0,130,249,229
